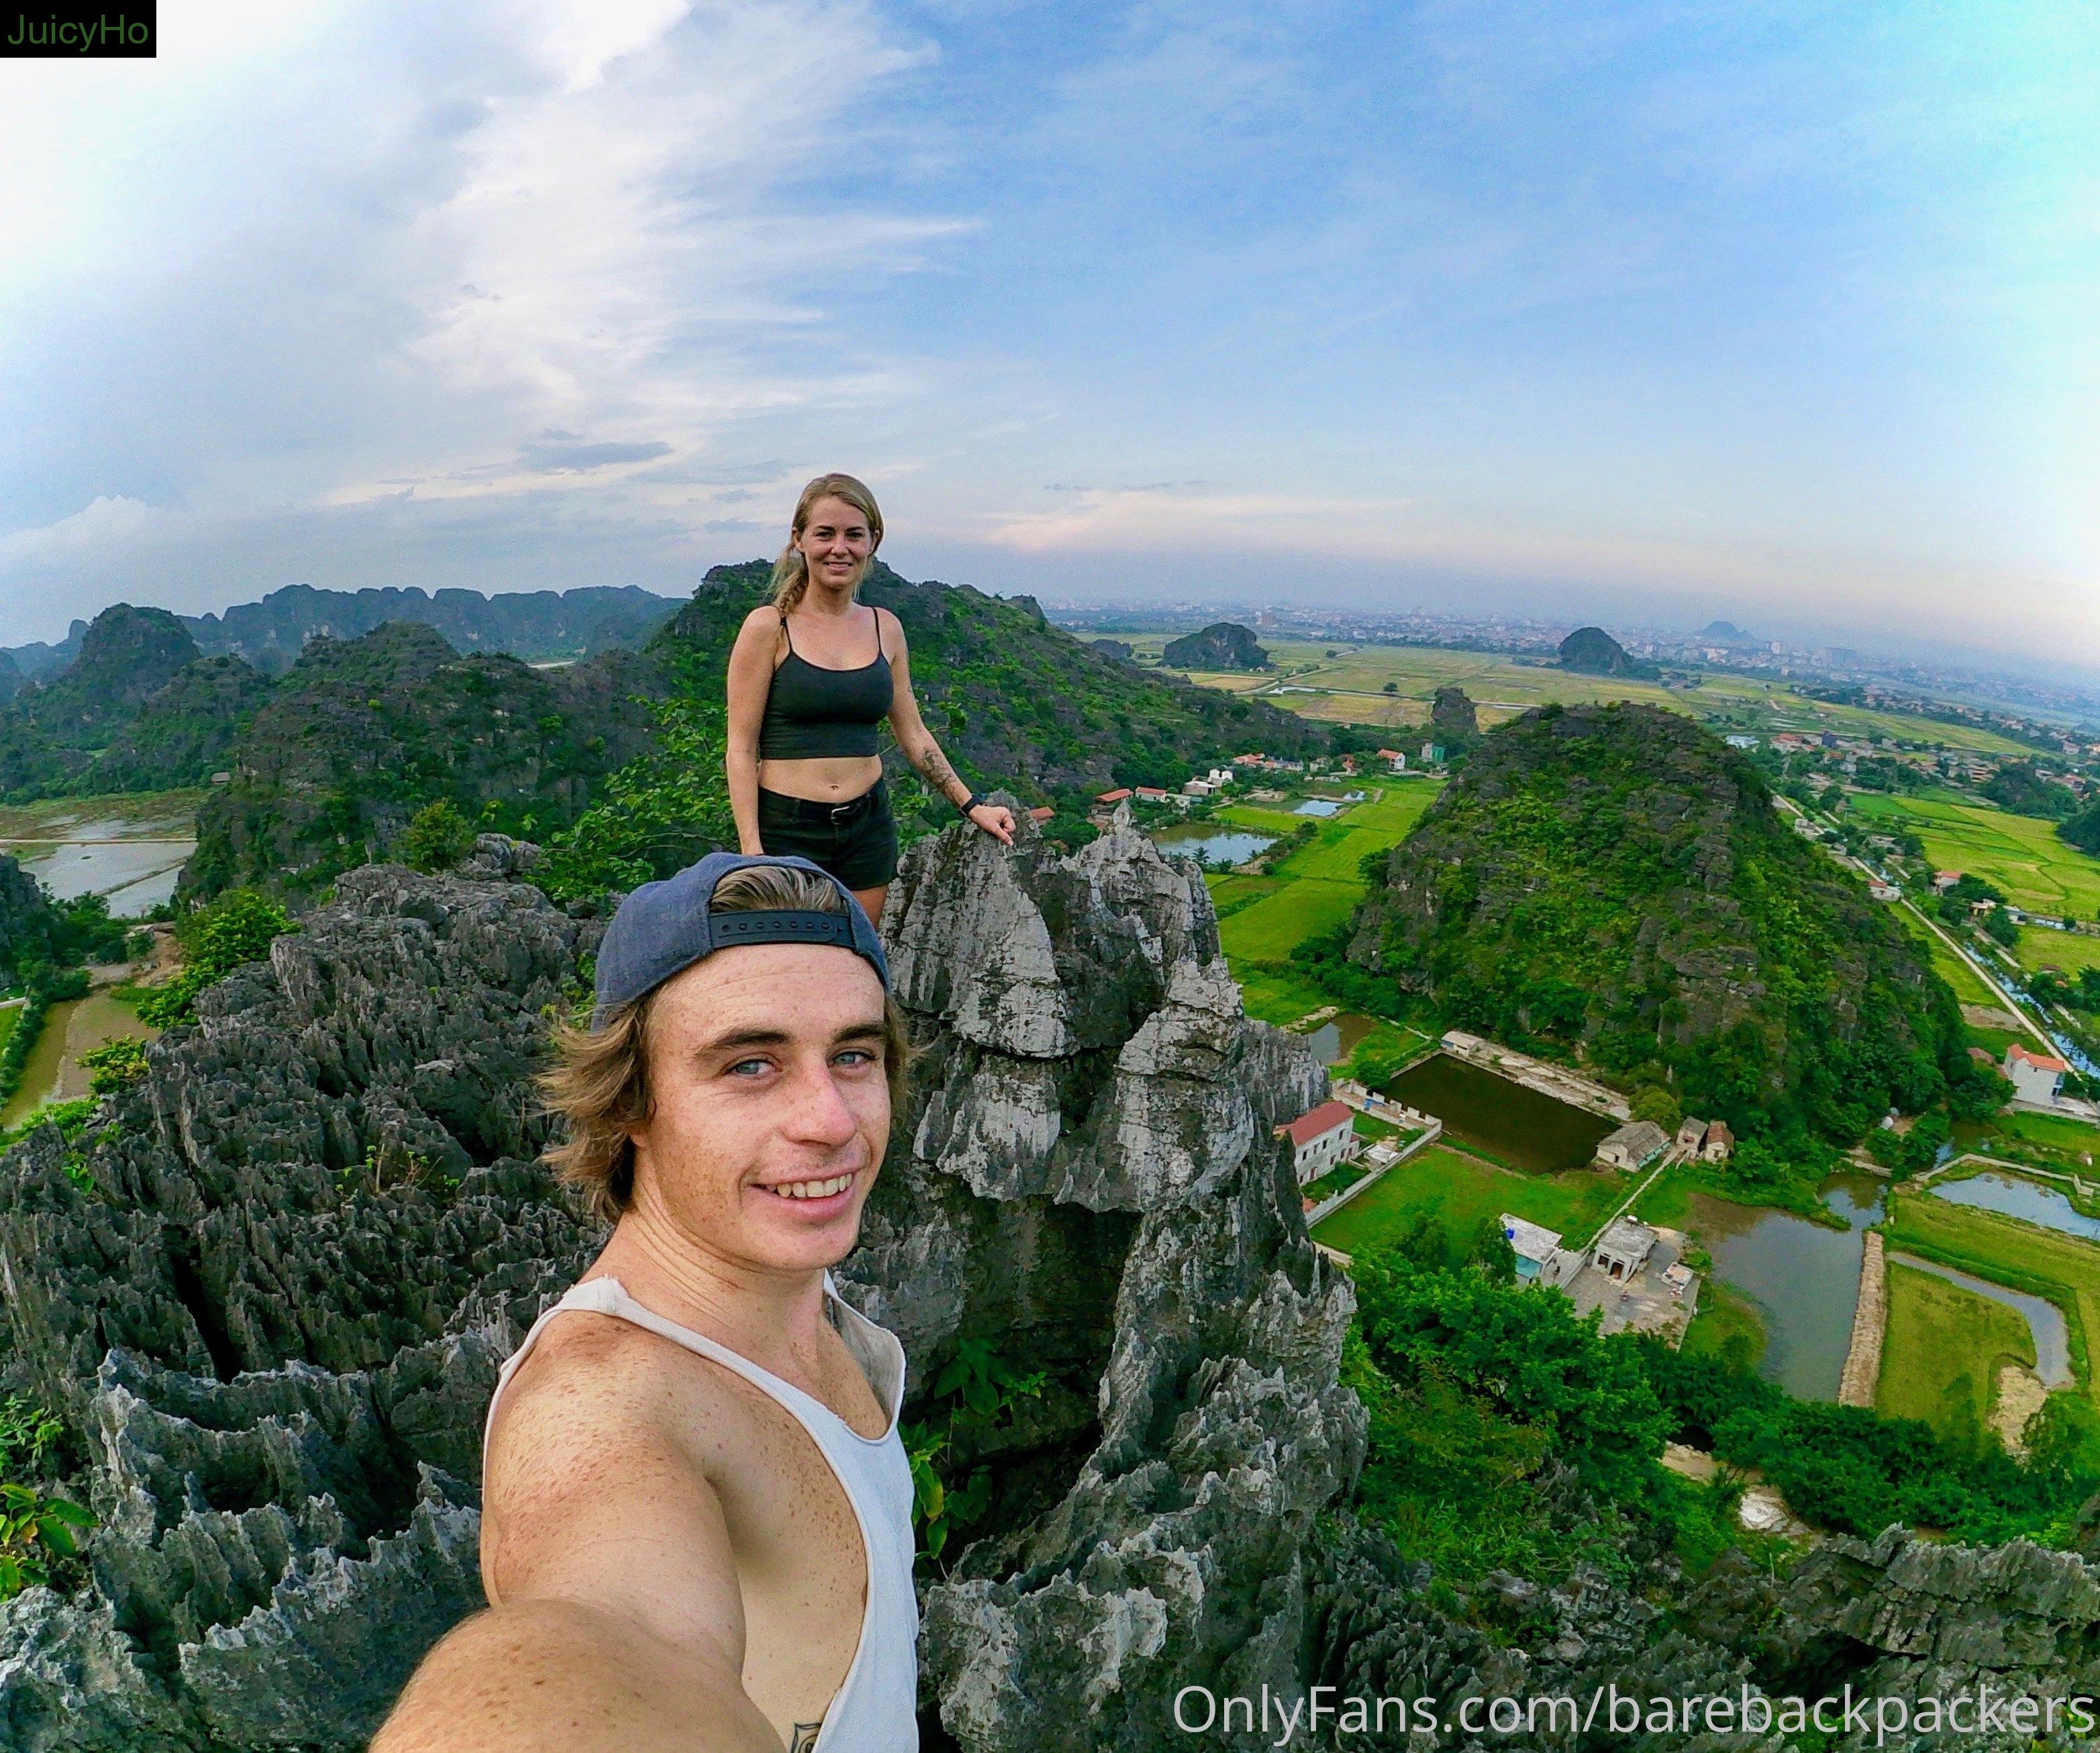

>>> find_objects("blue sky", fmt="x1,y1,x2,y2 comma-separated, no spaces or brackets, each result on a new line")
2,1,2094,669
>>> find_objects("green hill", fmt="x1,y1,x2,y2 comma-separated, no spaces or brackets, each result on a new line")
0,606,272,799
182,623,662,900
650,562,1326,806
1345,702,1968,1142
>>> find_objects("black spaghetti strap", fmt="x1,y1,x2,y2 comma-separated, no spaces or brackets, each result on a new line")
779,609,794,655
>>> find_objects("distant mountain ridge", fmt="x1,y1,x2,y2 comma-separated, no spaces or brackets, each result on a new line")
0,582,681,683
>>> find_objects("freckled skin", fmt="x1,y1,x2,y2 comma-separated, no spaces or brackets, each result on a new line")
373,944,895,1753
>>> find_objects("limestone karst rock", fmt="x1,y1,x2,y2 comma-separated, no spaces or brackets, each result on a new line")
0,806,1363,1747
3,807,2098,1751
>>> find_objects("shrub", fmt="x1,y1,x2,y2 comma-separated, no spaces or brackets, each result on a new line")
135,890,297,1028
399,799,476,873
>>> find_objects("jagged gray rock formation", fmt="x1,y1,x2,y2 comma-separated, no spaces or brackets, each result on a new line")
0,804,1363,1748
3,805,2098,1752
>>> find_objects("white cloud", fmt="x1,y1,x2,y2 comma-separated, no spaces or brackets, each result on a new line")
0,0,964,638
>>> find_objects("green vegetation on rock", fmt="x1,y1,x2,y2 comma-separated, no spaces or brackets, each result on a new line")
182,623,662,901
1345,703,1975,1148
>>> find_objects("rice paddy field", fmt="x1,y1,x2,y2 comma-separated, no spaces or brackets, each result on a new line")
1848,795,2100,917
1207,782,1445,1015
1877,1261,2036,1443
1111,634,2039,754
1883,1191,2100,1409
2017,926,2100,976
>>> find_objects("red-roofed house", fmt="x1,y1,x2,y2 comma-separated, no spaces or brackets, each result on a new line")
1094,788,1133,806
1932,870,1963,893
2005,1044,2069,1106
1028,805,1054,823
1375,748,1408,771
1277,1100,1358,1183
1134,785,1172,801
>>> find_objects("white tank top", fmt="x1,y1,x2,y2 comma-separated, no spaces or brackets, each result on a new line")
482,1271,920,1752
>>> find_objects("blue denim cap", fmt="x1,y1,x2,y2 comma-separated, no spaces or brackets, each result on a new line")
592,851,890,1023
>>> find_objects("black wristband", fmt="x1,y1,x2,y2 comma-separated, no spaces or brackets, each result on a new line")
958,791,985,817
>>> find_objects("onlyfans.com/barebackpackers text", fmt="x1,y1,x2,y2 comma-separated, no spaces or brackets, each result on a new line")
1174,1681,2100,1746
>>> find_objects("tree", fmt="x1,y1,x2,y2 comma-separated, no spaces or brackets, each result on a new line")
1982,906,2018,948
536,698,737,904
399,799,475,873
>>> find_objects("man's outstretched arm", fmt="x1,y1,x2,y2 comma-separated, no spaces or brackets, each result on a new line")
373,1319,781,1753
374,1597,780,1753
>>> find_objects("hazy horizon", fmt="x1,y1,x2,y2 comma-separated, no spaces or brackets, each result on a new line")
4,3,2093,675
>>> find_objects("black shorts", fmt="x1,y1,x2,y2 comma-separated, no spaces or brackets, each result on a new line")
756,777,900,891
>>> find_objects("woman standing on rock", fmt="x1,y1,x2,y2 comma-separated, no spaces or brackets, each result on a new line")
726,473,1014,927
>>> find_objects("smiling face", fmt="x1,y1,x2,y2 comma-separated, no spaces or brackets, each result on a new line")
794,494,875,594
626,942,892,1276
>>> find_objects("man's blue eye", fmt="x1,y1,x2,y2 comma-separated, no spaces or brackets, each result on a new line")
728,1058,769,1076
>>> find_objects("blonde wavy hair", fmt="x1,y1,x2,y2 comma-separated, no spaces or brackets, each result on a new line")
771,473,884,615
539,862,912,1223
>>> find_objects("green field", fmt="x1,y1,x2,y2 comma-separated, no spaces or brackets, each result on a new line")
1218,880,1362,961
1215,804,1313,836
1311,1142,1628,1256
1682,1276,1768,1370
1883,1191,2100,1407
1123,634,2038,754
1209,783,1446,1004
1850,795,2100,916
1906,916,2003,1007
2017,926,2100,976
1877,1261,2036,1444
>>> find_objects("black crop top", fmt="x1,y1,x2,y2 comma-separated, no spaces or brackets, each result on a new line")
758,609,894,760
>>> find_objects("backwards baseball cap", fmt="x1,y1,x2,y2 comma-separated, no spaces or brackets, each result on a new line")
592,851,890,1024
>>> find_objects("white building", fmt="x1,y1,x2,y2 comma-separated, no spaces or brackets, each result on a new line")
1278,1101,1358,1183
1591,1217,1658,1283
1724,734,1760,750
2005,1044,2069,1107
1182,778,1214,797
1595,1120,1670,1171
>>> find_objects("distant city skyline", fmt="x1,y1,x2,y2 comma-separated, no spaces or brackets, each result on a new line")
3,3,2094,673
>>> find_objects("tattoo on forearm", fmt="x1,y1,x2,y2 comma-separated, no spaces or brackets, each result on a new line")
789,1722,823,1752
911,742,964,803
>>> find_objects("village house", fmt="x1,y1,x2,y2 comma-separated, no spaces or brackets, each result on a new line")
1675,1117,1706,1155
1419,742,1445,764
2005,1044,2069,1107
1028,805,1054,824
1701,1120,1734,1162
1590,1216,1658,1283
1869,881,1901,901
1724,734,1760,750
1277,1101,1358,1184
1376,748,1408,772
1094,788,1133,807
1181,777,1213,797
1932,870,1963,892
1595,1120,1670,1171
1133,785,1172,803
1501,1214,1574,1287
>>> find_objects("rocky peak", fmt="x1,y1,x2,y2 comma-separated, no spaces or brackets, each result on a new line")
0,805,1360,1747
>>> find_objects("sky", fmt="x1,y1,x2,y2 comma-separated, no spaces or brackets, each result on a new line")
3,1,2095,671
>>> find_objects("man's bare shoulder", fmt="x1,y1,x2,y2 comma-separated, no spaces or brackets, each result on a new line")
487,1307,750,1499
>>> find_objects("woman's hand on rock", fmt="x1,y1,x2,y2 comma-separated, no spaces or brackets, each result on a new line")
968,803,1016,846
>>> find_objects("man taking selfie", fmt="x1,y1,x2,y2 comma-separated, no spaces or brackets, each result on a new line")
375,852,918,1753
